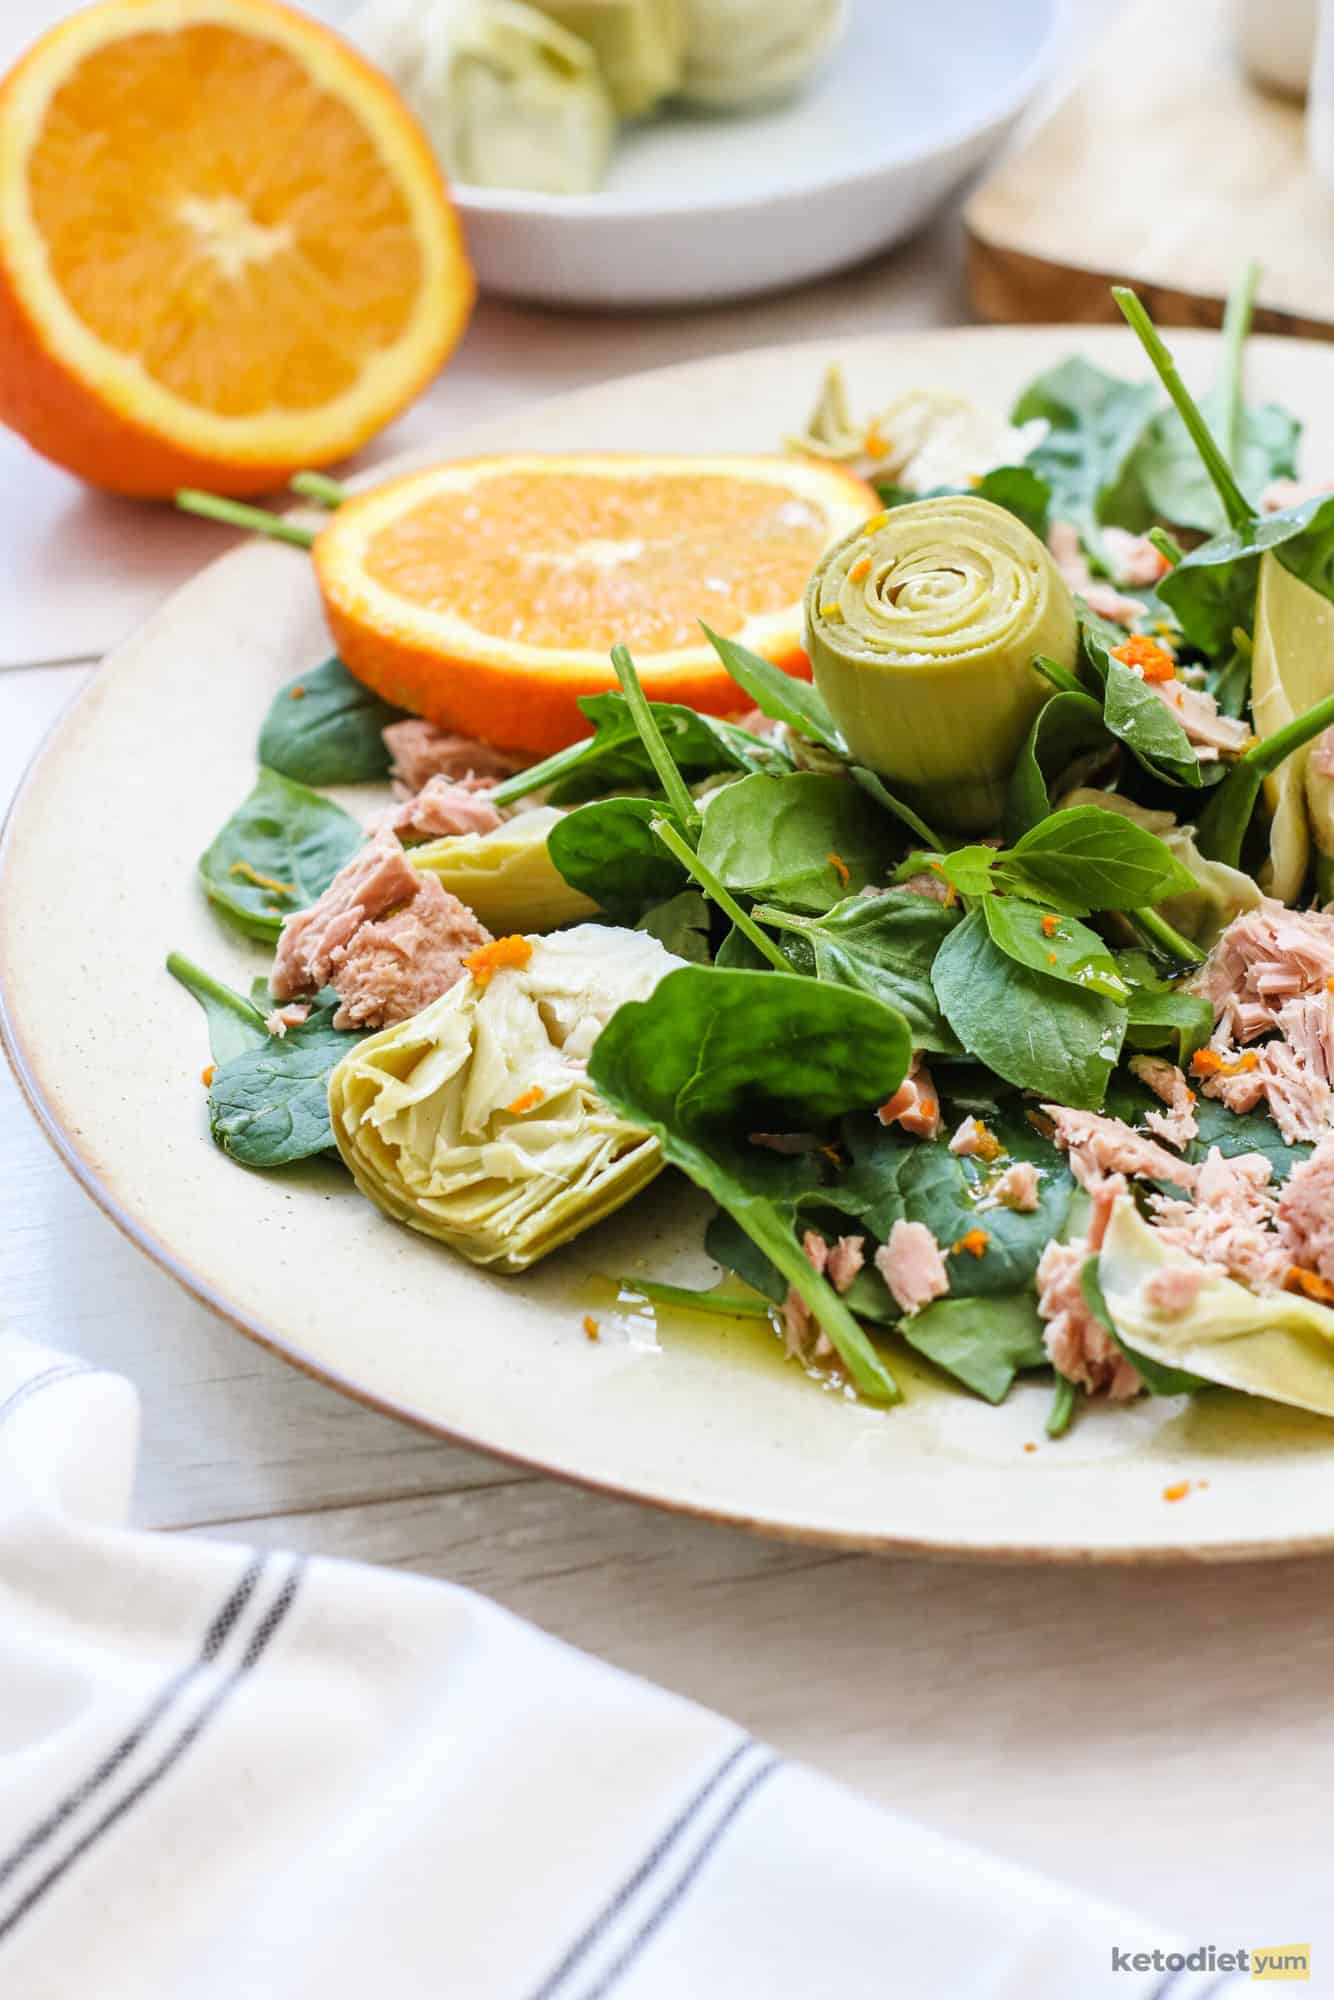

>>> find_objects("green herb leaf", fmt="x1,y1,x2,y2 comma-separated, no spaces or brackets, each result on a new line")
701,623,848,755
754,891,962,1053
256,657,404,786
198,768,363,942
491,690,786,811
589,966,911,1399
998,806,1199,913
207,1002,361,1167
547,798,688,920
1004,689,1112,841
983,897,1130,1001
972,464,1051,539
932,909,1126,1108
697,772,898,915
166,952,269,1064
900,1291,1050,1403
635,890,713,963
939,844,1000,899
1011,356,1158,564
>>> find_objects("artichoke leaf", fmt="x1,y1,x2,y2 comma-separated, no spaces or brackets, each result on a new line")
328,926,682,1272
1097,1196,1334,1417
409,807,599,934
1251,550,1334,901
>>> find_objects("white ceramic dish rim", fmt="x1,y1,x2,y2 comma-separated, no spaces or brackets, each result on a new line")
447,4,1060,221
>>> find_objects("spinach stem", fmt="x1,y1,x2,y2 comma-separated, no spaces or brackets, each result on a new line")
617,1277,774,1320
176,490,316,549
1112,288,1255,533
1127,906,1205,969
165,952,268,1030
742,1202,900,1401
1031,654,1087,696
490,738,591,808
1046,1375,1077,1438
1217,261,1261,473
850,766,945,851
649,816,793,974
289,470,348,508
1148,527,1185,569
611,645,703,839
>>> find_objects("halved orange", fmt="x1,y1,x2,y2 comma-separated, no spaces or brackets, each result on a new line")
0,0,473,496
313,453,880,754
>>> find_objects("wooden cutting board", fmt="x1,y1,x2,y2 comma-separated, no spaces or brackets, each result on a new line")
966,0,1334,338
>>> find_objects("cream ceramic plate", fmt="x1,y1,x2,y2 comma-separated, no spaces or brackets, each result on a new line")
7,326,1334,1562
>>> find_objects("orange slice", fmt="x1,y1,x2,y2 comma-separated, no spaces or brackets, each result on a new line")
313,452,879,754
0,0,473,496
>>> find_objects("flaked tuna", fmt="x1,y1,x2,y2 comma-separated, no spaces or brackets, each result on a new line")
1036,1175,1142,1399
382,719,524,795
1129,1054,1198,1150
1277,1135,1334,1285
272,831,421,1000
264,1002,310,1038
1041,1103,1198,1193
1143,677,1252,759
1101,526,1170,588
877,1054,942,1141
1143,1263,1209,1315
1149,1146,1287,1292
1047,521,1144,626
949,1115,1002,1160
327,873,490,1031
827,1235,865,1294
782,1229,866,1363
1191,903,1334,1141
382,776,504,843
897,871,954,906
875,1219,949,1315
991,1160,1040,1212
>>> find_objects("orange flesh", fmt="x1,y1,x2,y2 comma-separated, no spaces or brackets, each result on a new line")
362,472,834,653
28,25,420,416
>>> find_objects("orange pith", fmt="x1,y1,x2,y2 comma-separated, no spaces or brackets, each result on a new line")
0,0,473,495
313,452,880,756
362,471,837,653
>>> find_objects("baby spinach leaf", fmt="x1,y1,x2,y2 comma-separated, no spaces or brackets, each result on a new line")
1012,356,1157,562
1123,986,1214,1066
1159,491,1334,655
1080,1258,1213,1395
701,624,848,755
973,464,1051,539
982,897,1130,1002
698,772,897,914
1081,623,1203,789
1186,1098,1312,1184
207,1003,360,1168
850,766,945,850
755,891,962,1053
166,952,269,1064
589,966,911,1399
900,1291,1050,1404
198,768,364,942
256,656,404,785
547,798,687,920
997,806,1199,913
1135,401,1298,539
492,690,786,810
1004,689,1112,841
932,909,1126,1109
636,890,713,964
1195,683,1334,866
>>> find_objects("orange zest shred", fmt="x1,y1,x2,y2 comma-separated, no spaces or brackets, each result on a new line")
464,934,533,986
1023,1442,1038,1455
1286,1266,1334,1305
582,1315,600,1342
827,851,850,886
969,1120,1003,1163
201,1064,216,1087
862,423,890,458
1191,1048,1259,1079
290,685,306,700
1047,953,1058,965
1326,974,1334,994
1162,1480,1191,1503
820,601,844,622
507,1086,544,1116
952,1228,990,1259
847,556,872,584
1111,634,1177,682
862,509,891,536
1041,913,1059,938
229,860,296,897
819,1143,843,1166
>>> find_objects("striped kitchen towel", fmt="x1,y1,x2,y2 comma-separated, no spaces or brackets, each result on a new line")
0,1330,1245,2000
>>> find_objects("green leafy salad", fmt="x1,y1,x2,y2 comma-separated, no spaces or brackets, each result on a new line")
169,274,1334,1434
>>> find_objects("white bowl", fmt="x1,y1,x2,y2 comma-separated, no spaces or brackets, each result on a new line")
444,0,1059,308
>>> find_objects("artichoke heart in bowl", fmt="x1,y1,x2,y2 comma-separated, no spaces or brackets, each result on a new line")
805,495,1078,832
328,925,682,1272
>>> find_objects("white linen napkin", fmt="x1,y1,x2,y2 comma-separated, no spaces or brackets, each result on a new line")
0,1329,1245,2000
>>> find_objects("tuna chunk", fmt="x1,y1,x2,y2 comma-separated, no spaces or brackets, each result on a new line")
875,1219,949,1316
382,719,524,795
1313,725,1334,781
1149,1146,1287,1291
1047,521,1144,626
827,1235,865,1294
782,1230,864,1364
264,1002,310,1038
1129,1054,1198,1150
382,775,504,843
1143,1264,1208,1315
1193,900,1334,1041
272,832,421,1001
1263,476,1334,513
877,1055,942,1141
1036,1175,1142,1400
1277,1135,1334,1284
991,1160,1040,1212
1101,526,1170,588
1143,677,1252,759
897,870,954,906
328,873,490,1031
1042,1103,1198,1193
949,1115,1000,1160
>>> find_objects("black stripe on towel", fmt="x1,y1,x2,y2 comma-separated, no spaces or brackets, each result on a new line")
0,1550,267,1896
0,1555,304,1948
576,1754,782,2000
0,1362,97,1429
529,1738,762,2000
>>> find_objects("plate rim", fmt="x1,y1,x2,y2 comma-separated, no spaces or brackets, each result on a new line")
8,319,1334,1568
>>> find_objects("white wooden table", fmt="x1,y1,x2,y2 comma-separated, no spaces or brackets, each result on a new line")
4,0,1333,1974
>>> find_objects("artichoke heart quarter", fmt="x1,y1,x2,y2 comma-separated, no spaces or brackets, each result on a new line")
409,807,599,936
805,496,1077,833
526,0,684,116
329,926,682,1272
